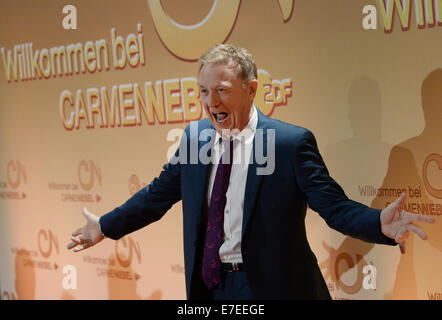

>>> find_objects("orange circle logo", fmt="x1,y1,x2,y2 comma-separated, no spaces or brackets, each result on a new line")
422,153,442,199
38,229,59,258
115,237,141,268
7,161,26,189
78,160,102,191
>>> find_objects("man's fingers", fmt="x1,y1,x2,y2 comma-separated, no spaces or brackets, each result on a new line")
73,244,87,252
395,227,409,243
394,192,407,209
67,241,79,250
407,212,436,224
82,207,92,219
72,227,83,237
395,222,428,242
82,207,98,221
72,238,95,252
71,208,90,239
67,235,95,251
70,236,82,244
407,223,428,240
67,237,89,248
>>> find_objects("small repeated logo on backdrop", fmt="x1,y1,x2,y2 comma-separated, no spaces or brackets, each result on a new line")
7,230,62,299
0,160,27,200
82,236,142,281
38,229,59,259
115,237,141,270
10,229,60,272
48,160,102,203
36,229,60,271
422,153,442,200
128,174,146,196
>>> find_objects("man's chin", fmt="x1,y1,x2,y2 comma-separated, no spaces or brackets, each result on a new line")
210,119,231,132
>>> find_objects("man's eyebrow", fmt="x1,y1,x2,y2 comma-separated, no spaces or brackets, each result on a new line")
219,81,232,87
198,81,232,88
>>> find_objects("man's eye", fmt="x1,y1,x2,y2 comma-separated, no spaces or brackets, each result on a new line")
217,88,225,93
200,89,208,95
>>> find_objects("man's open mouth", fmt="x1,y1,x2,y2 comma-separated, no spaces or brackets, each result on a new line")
213,112,229,123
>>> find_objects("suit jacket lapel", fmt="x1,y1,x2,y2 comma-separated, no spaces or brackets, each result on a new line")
242,110,268,239
192,123,216,238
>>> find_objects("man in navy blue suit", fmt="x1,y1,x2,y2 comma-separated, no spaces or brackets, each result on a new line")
67,44,435,299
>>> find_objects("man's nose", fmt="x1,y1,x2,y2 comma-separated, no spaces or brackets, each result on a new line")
206,93,220,108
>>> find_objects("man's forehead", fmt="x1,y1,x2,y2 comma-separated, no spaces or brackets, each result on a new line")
201,57,236,70
198,61,239,84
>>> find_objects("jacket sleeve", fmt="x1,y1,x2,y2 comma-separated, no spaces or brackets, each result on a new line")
293,129,397,246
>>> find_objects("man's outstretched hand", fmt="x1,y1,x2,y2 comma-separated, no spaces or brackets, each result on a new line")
67,207,105,252
380,192,435,254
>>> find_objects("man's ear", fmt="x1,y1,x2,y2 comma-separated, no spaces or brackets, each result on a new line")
248,79,258,101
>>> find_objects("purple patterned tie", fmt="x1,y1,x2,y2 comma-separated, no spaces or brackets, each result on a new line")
202,139,234,289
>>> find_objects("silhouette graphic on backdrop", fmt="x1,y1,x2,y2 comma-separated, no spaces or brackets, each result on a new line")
320,70,441,299
320,75,392,296
371,68,441,299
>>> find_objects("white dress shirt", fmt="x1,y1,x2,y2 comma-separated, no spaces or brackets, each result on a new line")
206,106,258,263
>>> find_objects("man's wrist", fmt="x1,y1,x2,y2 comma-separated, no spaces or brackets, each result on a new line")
98,218,107,238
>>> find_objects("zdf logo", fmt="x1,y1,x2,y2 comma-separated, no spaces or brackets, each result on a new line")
115,236,141,268
7,160,26,189
78,160,102,191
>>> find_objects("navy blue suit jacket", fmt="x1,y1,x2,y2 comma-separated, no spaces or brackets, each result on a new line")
100,109,396,299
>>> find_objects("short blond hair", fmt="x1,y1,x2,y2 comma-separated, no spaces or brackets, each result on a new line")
199,44,257,84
